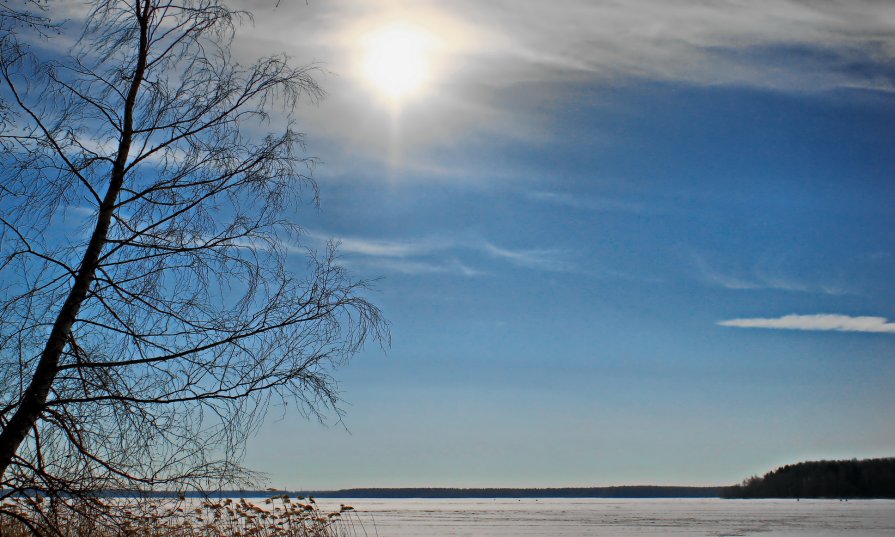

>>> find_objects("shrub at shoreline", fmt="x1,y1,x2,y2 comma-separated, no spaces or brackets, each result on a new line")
0,495,369,537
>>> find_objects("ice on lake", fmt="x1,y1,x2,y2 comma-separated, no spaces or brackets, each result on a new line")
332,498,895,537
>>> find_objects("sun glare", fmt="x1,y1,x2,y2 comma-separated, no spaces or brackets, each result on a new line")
362,24,433,101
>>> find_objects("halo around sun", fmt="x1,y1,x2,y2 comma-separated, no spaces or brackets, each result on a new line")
362,24,435,102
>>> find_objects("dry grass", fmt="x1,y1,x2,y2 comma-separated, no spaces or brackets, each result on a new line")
0,495,372,537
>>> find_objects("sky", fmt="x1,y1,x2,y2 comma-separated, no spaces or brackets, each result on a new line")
230,0,895,489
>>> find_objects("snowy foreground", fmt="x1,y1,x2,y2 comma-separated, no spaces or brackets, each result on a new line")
325,497,895,537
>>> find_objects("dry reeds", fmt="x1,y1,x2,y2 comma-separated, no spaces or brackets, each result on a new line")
0,495,371,537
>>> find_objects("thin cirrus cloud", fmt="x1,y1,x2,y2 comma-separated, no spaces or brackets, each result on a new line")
527,191,647,214
689,251,847,296
302,230,572,276
269,0,895,92
718,314,895,334
354,257,483,277
480,242,574,273
470,0,895,91
705,271,845,296
234,0,895,175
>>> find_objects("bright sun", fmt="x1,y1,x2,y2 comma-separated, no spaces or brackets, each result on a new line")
362,24,434,101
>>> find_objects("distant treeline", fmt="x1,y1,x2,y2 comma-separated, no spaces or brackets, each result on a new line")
27,457,895,500
721,458,895,499
299,486,722,499
100,486,721,499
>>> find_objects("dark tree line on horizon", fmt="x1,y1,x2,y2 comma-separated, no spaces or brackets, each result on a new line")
721,458,895,499
143,486,723,499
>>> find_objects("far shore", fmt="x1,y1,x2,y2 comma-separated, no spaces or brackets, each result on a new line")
79,486,724,499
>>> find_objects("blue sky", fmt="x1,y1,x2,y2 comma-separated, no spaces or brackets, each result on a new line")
236,0,895,488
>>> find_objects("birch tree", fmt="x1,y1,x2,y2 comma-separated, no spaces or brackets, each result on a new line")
0,0,385,515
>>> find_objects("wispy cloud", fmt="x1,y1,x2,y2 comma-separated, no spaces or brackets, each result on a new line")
325,234,449,259
690,251,846,296
235,1,895,173
348,257,483,277
704,271,845,296
252,0,895,93
719,314,895,334
480,241,572,272
302,230,574,276
467,0,895,92
527,191,645,214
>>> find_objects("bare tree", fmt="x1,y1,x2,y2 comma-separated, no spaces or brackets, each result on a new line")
0,0,386,524
0,1,47,26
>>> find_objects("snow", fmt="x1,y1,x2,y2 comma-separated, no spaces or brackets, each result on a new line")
326,497,895,537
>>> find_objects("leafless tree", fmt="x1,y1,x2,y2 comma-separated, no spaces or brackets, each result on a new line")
0,0,386,529
1,1,47,25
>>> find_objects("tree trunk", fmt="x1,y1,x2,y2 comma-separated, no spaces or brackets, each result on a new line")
0,0,151,479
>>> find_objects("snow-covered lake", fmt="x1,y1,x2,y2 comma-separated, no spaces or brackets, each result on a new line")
328,498,895,537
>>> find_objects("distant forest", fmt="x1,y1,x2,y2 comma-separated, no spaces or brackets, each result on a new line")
72,457,895,499
143,486,721,499
721,458,895,499
300,486,722,499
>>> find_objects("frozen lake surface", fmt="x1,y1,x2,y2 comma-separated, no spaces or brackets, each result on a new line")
330,498,895,537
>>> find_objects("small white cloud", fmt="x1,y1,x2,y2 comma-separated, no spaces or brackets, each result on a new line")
718,314,895,334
